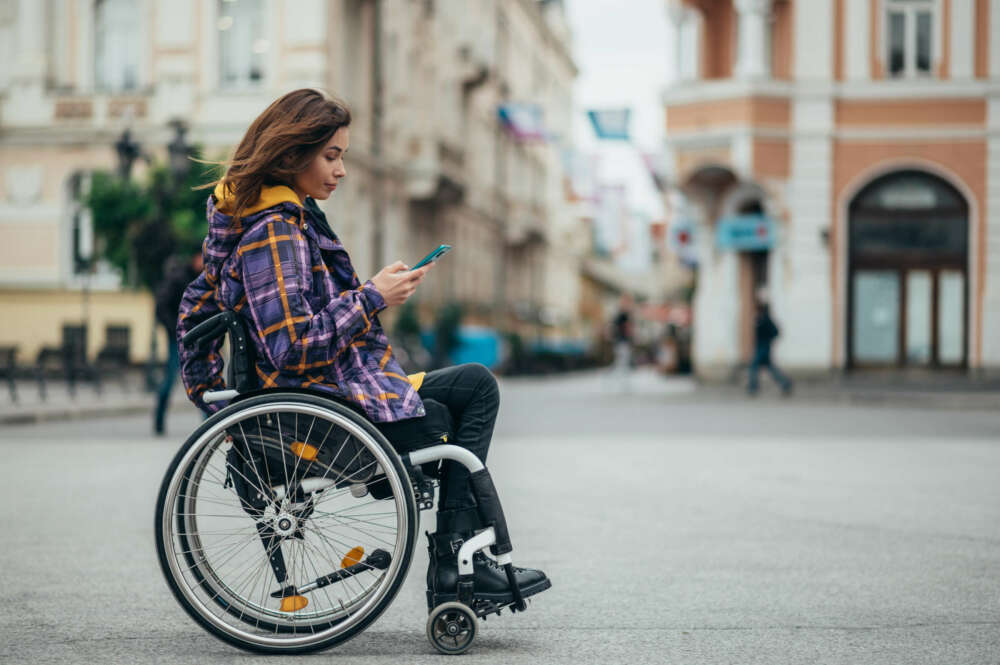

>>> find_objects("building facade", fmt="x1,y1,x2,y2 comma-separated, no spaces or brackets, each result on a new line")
663,0,1000,376
0,0,579,363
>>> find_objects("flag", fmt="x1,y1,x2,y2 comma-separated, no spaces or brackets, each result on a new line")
586,108,631,141
498,103,546,142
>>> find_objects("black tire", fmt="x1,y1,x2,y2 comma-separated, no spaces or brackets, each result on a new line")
155,392,418,654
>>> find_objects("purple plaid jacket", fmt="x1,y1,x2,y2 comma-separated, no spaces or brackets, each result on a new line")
177,184,425,422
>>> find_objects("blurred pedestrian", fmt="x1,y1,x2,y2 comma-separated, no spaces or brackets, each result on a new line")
747,302,792,396
610,293,634,392
153,249,203,434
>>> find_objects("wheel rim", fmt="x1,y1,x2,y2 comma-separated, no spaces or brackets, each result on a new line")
161,401,413,649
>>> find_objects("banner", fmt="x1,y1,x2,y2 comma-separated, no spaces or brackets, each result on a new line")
497,103,546,142
586,108,631,141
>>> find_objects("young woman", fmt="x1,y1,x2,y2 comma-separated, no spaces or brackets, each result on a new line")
177,88,549,607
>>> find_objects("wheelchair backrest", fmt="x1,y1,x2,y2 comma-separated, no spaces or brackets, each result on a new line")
181,311,259,393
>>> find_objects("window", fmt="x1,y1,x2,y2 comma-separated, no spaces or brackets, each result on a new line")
95,0,142,92
678,9,701,80
886,0,935,78
218,0,267,89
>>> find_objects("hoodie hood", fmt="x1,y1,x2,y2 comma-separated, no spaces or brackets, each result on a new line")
201,183,304,276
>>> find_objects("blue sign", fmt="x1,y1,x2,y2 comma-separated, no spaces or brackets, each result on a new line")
715,214,776,250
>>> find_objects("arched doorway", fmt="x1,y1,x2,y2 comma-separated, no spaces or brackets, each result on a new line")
847,170,968,368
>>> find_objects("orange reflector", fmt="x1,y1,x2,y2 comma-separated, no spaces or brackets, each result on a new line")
341,546,364,569
290,441,318,461
280,595,309,612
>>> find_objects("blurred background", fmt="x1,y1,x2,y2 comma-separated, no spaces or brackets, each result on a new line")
0,0,997,403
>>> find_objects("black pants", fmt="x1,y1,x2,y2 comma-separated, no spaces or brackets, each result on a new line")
376,363,500,519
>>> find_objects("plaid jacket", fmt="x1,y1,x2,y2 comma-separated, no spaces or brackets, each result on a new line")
177,184,426,422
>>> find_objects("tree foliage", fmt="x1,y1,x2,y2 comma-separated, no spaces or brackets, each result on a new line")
85,148,219,290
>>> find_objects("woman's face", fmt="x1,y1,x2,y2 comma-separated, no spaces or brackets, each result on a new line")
292,126,349,202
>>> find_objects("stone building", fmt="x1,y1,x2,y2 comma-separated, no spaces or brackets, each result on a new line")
663,0,1000,376
0,0,579,364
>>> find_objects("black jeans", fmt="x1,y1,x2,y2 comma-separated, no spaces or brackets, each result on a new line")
747,347,791,393
154,324,180,433
376,363,499,515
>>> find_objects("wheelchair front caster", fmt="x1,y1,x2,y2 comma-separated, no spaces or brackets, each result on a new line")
427,601,477,655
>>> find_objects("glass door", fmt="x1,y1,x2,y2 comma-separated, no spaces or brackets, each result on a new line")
904,270,932,365
852,270,900,364
937,270,965,365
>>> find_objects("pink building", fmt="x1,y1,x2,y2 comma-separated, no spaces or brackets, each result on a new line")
663,0,1000,375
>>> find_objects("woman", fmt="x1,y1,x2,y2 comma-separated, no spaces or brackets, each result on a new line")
177,89,549,607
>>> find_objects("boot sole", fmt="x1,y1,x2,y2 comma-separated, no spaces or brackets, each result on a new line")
426,576,552,610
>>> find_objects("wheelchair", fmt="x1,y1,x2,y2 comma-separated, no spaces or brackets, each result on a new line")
155,312,539,655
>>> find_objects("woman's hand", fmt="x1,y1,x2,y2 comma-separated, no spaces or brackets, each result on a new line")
370,260,433,307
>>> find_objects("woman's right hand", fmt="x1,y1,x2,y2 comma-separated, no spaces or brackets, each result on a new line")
370,260,432,307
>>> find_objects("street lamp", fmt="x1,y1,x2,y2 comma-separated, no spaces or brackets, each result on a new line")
114,128,141,181
167,119,192,182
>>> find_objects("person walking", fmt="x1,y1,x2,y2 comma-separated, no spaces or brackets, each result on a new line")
747,302,792,396
610,293,634,393
153,249,202,434
176,89,550,608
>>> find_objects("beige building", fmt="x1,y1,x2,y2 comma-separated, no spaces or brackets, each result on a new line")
663,0,1000,375
0,0,580,365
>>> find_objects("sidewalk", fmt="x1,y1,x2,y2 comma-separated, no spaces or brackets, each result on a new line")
506,366,1000,411
3,366,999,426
0,373,191,425
699,368,1000,411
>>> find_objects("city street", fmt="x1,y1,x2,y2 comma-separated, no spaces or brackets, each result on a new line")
1,369,998,664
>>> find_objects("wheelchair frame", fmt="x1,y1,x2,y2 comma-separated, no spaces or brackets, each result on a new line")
155,311,531,655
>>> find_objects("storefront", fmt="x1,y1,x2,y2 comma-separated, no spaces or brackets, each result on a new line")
847,170,968,369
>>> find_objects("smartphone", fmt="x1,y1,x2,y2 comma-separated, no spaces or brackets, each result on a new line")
411,244,452,270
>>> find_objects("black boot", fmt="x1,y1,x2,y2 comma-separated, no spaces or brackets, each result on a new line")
425,511,551,609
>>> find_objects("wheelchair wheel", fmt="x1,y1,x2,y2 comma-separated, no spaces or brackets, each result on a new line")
155,392,418,654
427,601,478,655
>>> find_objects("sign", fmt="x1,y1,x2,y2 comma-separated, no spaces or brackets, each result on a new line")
715,214,776,251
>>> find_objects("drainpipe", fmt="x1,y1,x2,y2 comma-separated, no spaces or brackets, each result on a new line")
371,0,384,270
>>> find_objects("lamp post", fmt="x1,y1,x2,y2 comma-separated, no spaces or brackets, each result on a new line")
115,128,141,181
167,119,192,182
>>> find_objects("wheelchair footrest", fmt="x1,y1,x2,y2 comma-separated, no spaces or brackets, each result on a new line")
425,575,551,618
425,593,541,620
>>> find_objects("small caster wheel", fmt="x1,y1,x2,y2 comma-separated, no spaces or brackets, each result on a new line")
426,601,477,655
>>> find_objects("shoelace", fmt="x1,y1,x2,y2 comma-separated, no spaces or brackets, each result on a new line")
473,552,527,573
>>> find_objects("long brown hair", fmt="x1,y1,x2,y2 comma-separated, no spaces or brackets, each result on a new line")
201,89,351,224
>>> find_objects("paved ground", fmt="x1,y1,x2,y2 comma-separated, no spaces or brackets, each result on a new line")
1,369,998,664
